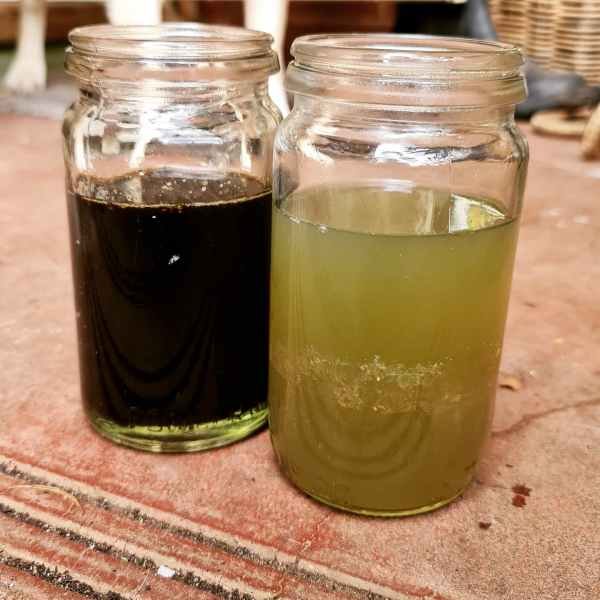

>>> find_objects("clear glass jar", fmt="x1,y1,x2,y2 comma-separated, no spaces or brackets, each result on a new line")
63,24,281,452
269,35,528,516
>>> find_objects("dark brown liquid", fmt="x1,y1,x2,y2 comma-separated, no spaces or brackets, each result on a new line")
67,170,271,431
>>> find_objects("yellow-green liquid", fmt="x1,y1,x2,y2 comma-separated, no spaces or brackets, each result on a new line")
269,183,519,516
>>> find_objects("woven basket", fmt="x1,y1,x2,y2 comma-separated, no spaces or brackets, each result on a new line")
491,0,600,84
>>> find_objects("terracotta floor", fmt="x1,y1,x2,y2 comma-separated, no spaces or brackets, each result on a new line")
0,115,598,600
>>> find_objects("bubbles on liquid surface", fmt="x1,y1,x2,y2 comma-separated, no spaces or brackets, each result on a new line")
72,169,267,208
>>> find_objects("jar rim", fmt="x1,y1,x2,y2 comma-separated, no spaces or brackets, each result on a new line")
287,34,527,109
66,23,279,89
69,23,275,61
292,34,523,73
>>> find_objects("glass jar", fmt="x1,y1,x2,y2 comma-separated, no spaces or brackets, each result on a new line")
269,35,528,516
63,24,281,452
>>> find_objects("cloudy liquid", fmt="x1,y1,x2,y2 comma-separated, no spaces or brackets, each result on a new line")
269,183,518,515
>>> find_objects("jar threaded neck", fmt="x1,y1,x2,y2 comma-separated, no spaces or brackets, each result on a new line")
287,34,526,109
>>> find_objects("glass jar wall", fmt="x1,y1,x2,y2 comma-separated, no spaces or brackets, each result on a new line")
63,24,281,452
269,34,528,515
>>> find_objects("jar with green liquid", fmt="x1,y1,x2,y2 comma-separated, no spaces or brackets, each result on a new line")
269,35,528,516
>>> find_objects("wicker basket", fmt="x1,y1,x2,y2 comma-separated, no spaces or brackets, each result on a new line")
491,0,600,84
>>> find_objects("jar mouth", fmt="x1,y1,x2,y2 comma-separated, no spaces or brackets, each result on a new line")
66,23,279,88
292,34,523,76
69,23,275,61
287,34,526,109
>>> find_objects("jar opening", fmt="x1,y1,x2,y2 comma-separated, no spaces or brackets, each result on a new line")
287,34,526,109
66,23,279,88
69,23,275,61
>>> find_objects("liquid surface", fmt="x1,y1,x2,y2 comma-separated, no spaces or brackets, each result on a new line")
67,170,271,450
269,183,519,514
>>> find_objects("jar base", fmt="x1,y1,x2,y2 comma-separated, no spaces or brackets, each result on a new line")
88,408,268,453
299,484,469,517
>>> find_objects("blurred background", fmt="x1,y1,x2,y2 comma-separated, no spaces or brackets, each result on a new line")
6,1,398,65
1,0,600,155
0,0,598,73
0,1,401,118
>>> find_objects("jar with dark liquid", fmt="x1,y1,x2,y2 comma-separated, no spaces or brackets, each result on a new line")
270,35,528,515
63,24,281,452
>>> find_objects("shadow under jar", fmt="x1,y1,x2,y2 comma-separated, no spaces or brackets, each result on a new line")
269,35,528,516
63,24,281,452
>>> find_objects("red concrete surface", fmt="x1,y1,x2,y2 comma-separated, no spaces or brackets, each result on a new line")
0,115,598,599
